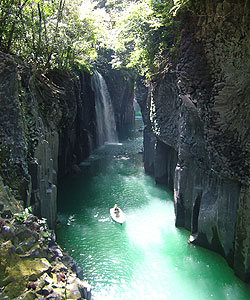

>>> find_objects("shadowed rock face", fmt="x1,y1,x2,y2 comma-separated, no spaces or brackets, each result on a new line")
136,77,155,176
0,53,96,229
0,53,30,206
137,1,250,282
44,69,96,179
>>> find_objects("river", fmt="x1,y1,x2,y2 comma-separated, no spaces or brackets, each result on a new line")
56,118,250,300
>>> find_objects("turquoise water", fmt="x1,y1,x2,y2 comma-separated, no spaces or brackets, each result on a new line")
57,118,250,300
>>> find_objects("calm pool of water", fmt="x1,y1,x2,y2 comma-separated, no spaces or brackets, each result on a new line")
57,119,250,300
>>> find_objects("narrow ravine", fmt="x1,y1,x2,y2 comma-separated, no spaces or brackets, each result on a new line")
56,118,250,300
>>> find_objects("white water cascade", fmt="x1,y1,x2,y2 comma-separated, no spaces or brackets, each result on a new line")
91,71,118,147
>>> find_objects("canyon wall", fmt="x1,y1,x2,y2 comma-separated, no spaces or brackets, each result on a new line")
138,0,250,282
0,52,135,298
0,52,135,230
0,52,95,299
0,52,96,229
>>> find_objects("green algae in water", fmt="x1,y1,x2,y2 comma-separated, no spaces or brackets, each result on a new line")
57,119,250,300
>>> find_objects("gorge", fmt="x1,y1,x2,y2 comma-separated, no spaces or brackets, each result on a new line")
0,52,135,298
0,0,249,299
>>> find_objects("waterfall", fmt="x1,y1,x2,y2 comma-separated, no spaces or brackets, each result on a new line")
91,71,118,147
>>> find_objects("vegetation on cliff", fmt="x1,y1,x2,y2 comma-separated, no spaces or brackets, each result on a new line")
0,0,191,74
79,0,191,75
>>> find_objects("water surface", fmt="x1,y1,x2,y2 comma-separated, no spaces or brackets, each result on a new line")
57,119,250,300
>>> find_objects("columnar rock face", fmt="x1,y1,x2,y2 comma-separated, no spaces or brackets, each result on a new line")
0,54,30,208
44,70,96,178
136,77,155,176
138,1,250,282
0,52,96,228
0,54,94,297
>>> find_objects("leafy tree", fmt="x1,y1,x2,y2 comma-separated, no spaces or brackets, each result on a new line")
0,0,192,73
87,0,191,76
0,0,97,70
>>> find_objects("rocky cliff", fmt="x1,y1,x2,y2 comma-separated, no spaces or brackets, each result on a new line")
0,51,135,297
0,52,95,298
0,52,96,229
138,0,250,282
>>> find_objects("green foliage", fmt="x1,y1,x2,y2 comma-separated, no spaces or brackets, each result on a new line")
0,0,97,69
89,0,191,77
41,230,52,238
109,0,156,73
14,206,32,223
0,0,192,74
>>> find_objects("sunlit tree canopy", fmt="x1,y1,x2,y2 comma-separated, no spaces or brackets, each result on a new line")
0,0,191,74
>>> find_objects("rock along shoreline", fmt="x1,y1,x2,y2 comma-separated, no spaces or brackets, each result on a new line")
0,181,91,300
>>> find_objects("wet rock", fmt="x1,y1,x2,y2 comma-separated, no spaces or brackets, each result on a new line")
50,245,63,259
101,68,135,131
188,233,198,244
72,164,81,174
72,263,84,280
16,247,24,254
21,238,37,252
16,227,38,241
27,282,37,290
79,283,92,300
27,221,39,232
75,266,83,280
46,291,66,299
7,257,51,282
0,240,18,268
0,219,6,227
37,287,52,296
61,253,74,267
65,283,82,299
0,225,16,241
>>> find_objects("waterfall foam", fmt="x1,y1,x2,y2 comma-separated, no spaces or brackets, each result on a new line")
91,71,118,147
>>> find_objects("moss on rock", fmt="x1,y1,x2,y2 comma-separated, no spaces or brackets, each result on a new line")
0,179,91,299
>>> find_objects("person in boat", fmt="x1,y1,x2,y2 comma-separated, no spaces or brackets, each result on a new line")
114,204,120,216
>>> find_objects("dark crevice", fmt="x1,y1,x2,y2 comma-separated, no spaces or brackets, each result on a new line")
192,194,201,234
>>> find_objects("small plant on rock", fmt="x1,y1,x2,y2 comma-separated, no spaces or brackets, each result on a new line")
14,206,32,223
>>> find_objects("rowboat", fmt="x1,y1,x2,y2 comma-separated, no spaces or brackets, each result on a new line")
110,207,126,225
